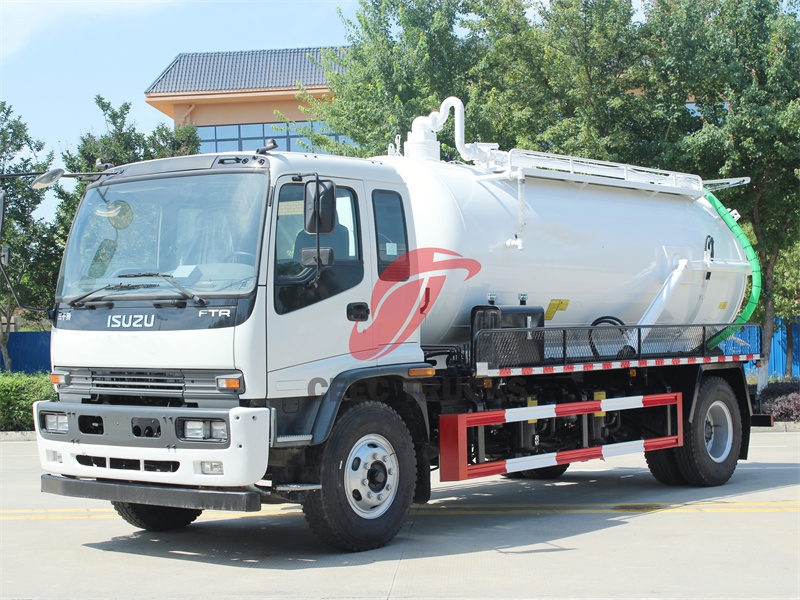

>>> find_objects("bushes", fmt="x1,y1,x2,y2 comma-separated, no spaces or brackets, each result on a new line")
762,392,800,422
0,372,56,431
759,380,800,423
758,380,800,403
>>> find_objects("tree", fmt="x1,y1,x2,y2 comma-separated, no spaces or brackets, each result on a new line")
0,102,60,371
298,0,478,158
305,0,797,390
54,95,200,243
774,242,800,379
645,0,800,390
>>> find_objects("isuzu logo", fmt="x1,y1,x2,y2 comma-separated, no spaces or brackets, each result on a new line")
106,314,156,328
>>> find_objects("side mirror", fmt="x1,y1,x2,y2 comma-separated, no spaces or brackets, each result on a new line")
304,179,336,235
0,246,9,267
31,168,65,190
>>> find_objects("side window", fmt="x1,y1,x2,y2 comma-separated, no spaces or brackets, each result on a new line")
274,183,363,314
372,190,409,280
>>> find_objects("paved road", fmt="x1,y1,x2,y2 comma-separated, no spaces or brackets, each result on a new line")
2,432,798,600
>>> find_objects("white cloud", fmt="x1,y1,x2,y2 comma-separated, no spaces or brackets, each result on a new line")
0,0,183,66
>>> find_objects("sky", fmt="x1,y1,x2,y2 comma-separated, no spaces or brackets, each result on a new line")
0,0,359,219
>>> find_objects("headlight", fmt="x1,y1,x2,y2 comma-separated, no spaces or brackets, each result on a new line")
43,413,69,433
179,419,227,441
183,420,207,439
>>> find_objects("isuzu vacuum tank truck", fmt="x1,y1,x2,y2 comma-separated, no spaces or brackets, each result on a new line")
29,97,761,551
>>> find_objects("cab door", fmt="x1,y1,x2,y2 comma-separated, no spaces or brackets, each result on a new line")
361,182,425,366
266,175,376,397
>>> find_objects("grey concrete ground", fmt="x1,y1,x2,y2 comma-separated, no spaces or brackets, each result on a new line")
1,433,798,600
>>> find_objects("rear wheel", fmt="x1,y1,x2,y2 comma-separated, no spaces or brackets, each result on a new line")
111,502,202,531
504,463,570,480
674,377,742,486
645,448,686,485
303,401,416,551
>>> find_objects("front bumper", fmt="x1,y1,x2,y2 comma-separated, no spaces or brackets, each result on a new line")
40,475,261,511
34,401,272,487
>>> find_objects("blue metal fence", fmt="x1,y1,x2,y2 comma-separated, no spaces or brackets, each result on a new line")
762,319,799,380
1,331,51,373
1,320,798,378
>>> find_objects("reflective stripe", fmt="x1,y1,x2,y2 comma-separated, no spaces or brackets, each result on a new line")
484,354,759,378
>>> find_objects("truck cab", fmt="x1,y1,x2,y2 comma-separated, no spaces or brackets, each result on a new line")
36,151,430,548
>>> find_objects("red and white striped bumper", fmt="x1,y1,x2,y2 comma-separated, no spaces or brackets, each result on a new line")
475,354,759,378
439,393,683,481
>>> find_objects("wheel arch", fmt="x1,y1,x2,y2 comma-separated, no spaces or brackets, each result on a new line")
663,364,752,460
310,363,432,446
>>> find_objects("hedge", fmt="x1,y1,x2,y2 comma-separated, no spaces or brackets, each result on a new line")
0,372,57,431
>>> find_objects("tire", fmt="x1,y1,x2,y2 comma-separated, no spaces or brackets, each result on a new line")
504,463,570,480
674,377,742,486
645,448,686,485
303,401,416,551
111,502,202,531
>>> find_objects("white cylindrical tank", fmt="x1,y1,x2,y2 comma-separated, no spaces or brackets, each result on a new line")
382,156,749,347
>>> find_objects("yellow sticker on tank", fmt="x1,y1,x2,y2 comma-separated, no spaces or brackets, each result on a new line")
718,302,728,309
544,299,570,320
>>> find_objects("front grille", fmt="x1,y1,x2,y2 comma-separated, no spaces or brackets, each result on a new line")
54,367,241,407
91,371,184,396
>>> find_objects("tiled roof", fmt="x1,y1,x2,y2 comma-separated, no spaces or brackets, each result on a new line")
145,47,342,94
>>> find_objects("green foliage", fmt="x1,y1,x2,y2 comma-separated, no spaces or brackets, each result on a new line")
297,0,479,158
645,0,799,381
774,241,800,328
0,372,56,431
0,102,60,371
304,0,798,377
54,95,200,243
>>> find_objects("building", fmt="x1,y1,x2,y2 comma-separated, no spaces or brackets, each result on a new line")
145,47,349,153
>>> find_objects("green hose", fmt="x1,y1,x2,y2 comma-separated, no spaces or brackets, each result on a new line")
704,189,761,349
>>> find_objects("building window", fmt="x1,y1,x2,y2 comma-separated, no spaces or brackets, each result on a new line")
195,121,350,154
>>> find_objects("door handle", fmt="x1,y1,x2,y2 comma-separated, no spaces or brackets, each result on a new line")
347,302,370,322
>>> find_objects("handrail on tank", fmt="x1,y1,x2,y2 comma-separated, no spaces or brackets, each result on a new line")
404,97,704,194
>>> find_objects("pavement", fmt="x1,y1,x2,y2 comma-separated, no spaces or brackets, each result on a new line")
1,433,798,600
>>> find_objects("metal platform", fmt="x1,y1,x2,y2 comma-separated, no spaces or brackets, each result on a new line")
472,322,761,376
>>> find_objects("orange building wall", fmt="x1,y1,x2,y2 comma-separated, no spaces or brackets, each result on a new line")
146,88,329,127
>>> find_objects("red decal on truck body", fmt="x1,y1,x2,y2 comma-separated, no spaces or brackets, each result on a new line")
349,248,481,360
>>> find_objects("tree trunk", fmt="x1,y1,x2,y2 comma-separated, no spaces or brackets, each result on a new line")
0,330,11,372
757,266,776,393
786,323,795,380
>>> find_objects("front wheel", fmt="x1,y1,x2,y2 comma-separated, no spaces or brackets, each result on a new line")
674,377,742,486
111,502,202,531
302,401,416,551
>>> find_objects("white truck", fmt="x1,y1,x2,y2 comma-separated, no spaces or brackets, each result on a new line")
26,98,761,550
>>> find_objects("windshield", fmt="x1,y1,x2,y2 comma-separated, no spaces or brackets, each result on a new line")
56,172,267,301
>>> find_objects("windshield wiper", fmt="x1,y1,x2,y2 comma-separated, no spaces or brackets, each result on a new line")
68,283,159,307
118,272,207,305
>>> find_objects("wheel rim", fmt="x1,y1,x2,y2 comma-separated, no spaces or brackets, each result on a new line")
344,434,399,519
704,400,733,463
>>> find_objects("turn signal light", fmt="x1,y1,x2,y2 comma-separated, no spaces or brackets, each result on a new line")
408,368,435,377
50,372,69,385
216,377,242,390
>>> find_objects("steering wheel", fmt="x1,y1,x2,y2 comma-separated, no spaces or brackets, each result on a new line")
225,251,256,265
